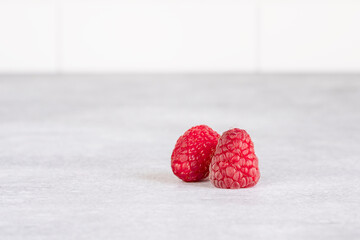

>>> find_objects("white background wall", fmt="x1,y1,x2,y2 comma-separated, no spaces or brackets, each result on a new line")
0,0,360,73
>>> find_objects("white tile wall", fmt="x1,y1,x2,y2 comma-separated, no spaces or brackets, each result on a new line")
0,0,360,73
61,0,256,73
260,0,360,72
0,0,57,73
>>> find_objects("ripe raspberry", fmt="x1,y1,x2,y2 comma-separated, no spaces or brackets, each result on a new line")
171,125,220,182
209,128,260,189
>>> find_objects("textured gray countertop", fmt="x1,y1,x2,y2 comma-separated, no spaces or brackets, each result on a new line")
0,74,359,239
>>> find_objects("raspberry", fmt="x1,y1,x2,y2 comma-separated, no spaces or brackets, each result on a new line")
209,128,260,189
171,125,220,182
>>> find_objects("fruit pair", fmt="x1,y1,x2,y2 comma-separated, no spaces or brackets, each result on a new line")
171,125,260,189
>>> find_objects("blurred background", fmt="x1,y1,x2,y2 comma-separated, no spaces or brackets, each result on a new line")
1,1,360,240
1,0,360,73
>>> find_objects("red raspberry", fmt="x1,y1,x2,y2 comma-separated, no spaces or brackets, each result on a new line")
209,128,260,189
171,125,220,182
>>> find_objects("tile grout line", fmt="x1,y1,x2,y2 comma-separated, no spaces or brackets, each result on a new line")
255,0,262,74
54,0,63,75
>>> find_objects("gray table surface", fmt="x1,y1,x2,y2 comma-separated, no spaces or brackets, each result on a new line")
0,74,359,239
